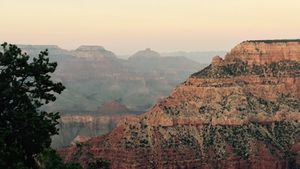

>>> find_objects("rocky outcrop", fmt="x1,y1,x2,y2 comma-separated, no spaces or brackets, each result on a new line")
59,40,300,169
225,40,300,65
71,135,91,145
72,45,117,60
211,55,223,66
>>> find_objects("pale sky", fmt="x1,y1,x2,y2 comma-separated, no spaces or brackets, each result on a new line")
0,0,299,55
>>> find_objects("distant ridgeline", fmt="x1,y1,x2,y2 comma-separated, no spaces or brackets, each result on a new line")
246,39,300,43
59,40,300,169
18,45,209,148
18,45,204,114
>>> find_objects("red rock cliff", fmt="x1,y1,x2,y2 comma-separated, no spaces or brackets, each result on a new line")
59,40,300,169
225,40,300,65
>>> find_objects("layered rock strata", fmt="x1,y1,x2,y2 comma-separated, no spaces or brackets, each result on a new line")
60,40,300,169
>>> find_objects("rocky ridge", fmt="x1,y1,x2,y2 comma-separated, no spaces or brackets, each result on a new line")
71,45,117,60
225,40,300,65
129,48,161,59
59,40,300,169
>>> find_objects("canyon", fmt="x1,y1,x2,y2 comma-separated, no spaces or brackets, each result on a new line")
20,45,212,148
59,40,300,169
20,45,207,113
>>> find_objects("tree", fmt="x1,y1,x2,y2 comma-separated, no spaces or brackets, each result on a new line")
0,42,65,169
87,160,110,169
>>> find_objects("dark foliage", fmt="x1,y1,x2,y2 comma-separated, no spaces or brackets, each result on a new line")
87,160,110,169
0,43,65,169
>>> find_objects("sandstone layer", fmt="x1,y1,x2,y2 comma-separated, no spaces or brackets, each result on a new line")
60,40,300,169
225,40,300,65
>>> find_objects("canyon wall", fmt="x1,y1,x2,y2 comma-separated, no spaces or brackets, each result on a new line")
224,40,300,65
59,40,300,169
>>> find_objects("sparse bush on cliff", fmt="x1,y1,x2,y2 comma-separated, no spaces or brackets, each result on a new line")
201,121,299,162
192,60,300,78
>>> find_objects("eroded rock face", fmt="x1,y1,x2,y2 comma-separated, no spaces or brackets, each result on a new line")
225,40,300,65
212,55,223,66
51,115,131,148
59,40,300,169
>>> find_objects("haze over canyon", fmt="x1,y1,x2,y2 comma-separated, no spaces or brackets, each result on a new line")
19,45,223,148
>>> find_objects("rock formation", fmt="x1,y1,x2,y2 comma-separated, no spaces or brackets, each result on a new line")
71,135,91,146
71,45,117,60
225,40,300,65
211,55,223,66
59,40,300,169
51,114,132,148
129,48,161,59
97,101,131,115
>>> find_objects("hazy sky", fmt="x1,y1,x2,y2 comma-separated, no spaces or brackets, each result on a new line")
0,0,299,54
